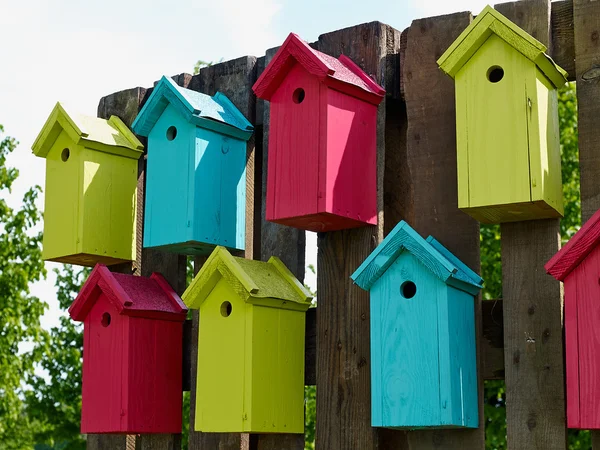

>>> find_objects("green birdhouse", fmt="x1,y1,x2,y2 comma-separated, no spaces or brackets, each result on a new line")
437,5,568,223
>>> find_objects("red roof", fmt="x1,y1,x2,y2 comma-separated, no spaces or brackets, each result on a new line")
546,209,600,281
253,32,385,105
69,264,187,322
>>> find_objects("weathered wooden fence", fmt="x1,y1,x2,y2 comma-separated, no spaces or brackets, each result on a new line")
85,0,600,448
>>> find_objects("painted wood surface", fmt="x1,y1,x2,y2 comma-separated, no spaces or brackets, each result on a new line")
33,103,142,266
134,76,252,255
255,32,383,232
184,247,310,433
438,5,566,224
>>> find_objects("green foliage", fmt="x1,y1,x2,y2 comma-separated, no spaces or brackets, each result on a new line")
483,82,580,449
0,124,47,448
27,266,89,450
193,59,224,75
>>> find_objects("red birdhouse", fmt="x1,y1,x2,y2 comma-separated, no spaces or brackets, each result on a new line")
253,33,385,232
69,265,187,434
546,208,600,429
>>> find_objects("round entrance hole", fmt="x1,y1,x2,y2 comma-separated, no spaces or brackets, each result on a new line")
166,126,177,141
400,281,417,299
487,66,504,83
220,301,232,317
61,148,70,162
101,312,111,327
292,88,305,104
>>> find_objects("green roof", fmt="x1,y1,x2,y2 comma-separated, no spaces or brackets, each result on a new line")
32,102,144,159
183,246,312,311
437,5,567,88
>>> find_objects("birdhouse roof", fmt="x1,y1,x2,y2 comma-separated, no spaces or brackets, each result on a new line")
546,209,600,281
252,32,386,105
351,221,483,295
32,102,144,159
69,264,187,322
183,246,312,311
437,5,567,88
132,76,254,141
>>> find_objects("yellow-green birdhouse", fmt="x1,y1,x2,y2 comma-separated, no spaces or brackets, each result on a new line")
437,5,568,223
32,102,143,266
183,246,312,434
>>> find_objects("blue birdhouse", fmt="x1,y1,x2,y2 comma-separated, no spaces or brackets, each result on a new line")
351,221,482,429
132,76,254,255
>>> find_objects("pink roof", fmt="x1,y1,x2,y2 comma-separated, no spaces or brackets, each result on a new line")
546,208,600,281
69,264,187,322
253,32,385,105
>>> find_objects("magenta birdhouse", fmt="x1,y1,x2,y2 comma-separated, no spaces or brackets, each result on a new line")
69,265,187,434
253,33,385,232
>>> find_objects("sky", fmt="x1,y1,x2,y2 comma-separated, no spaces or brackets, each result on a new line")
0,0,493,330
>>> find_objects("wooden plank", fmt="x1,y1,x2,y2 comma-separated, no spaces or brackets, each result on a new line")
495,3,567,449
313,22,401,450
551,1,575,80
573,0,600,444
186,57,257,450
95,87,188,449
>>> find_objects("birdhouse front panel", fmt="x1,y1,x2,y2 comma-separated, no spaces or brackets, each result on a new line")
133,76,253,255
253,33,385,232
437,6,567,224
546,209,600,429
70,265,187,434
352,221,481,429
183,246,312,433
33,103,143,266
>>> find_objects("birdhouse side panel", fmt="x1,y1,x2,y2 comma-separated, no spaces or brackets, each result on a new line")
563,272,580,428
437,288,478,428
370,252,443,428
81,294,129,433
249,304,306,433
572,245,600,429
191,128,246,252
195,279,248,432
266,63,321,222
42,131,81,262
126,317,183,433
321,88,377,226
526,68,563,216
456,34,532,210
80,148,137,263
144,105,195,250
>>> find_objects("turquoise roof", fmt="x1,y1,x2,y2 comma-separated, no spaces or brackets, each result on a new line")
132,76,254,141
351,221,483,295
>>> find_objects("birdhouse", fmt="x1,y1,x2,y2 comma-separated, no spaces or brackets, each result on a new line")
69,264,187,434
132,76,253,255
437,6,568,223
183,246,312,433
351,221,482,429
253,33,385,232
545,208,600,429
32,102,143,266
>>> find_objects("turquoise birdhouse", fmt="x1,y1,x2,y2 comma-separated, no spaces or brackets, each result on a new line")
351,221,482,429
132,76,254,255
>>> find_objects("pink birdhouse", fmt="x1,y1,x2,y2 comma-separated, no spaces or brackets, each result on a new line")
69,264,187,434
546,208,600,429
253,33,385,232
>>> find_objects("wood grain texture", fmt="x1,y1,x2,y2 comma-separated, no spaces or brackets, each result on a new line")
396,10,484,449
96,82,187,449
186,56,257,450
551,0,575,80
497,4,567,450
314,21,400,450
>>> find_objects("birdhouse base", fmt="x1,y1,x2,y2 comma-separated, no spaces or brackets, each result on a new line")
460,199,563,224
46,253,133,267
145,240,244,256
269,212,376,232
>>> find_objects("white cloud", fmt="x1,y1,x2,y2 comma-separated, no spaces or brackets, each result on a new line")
413,0,493,19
